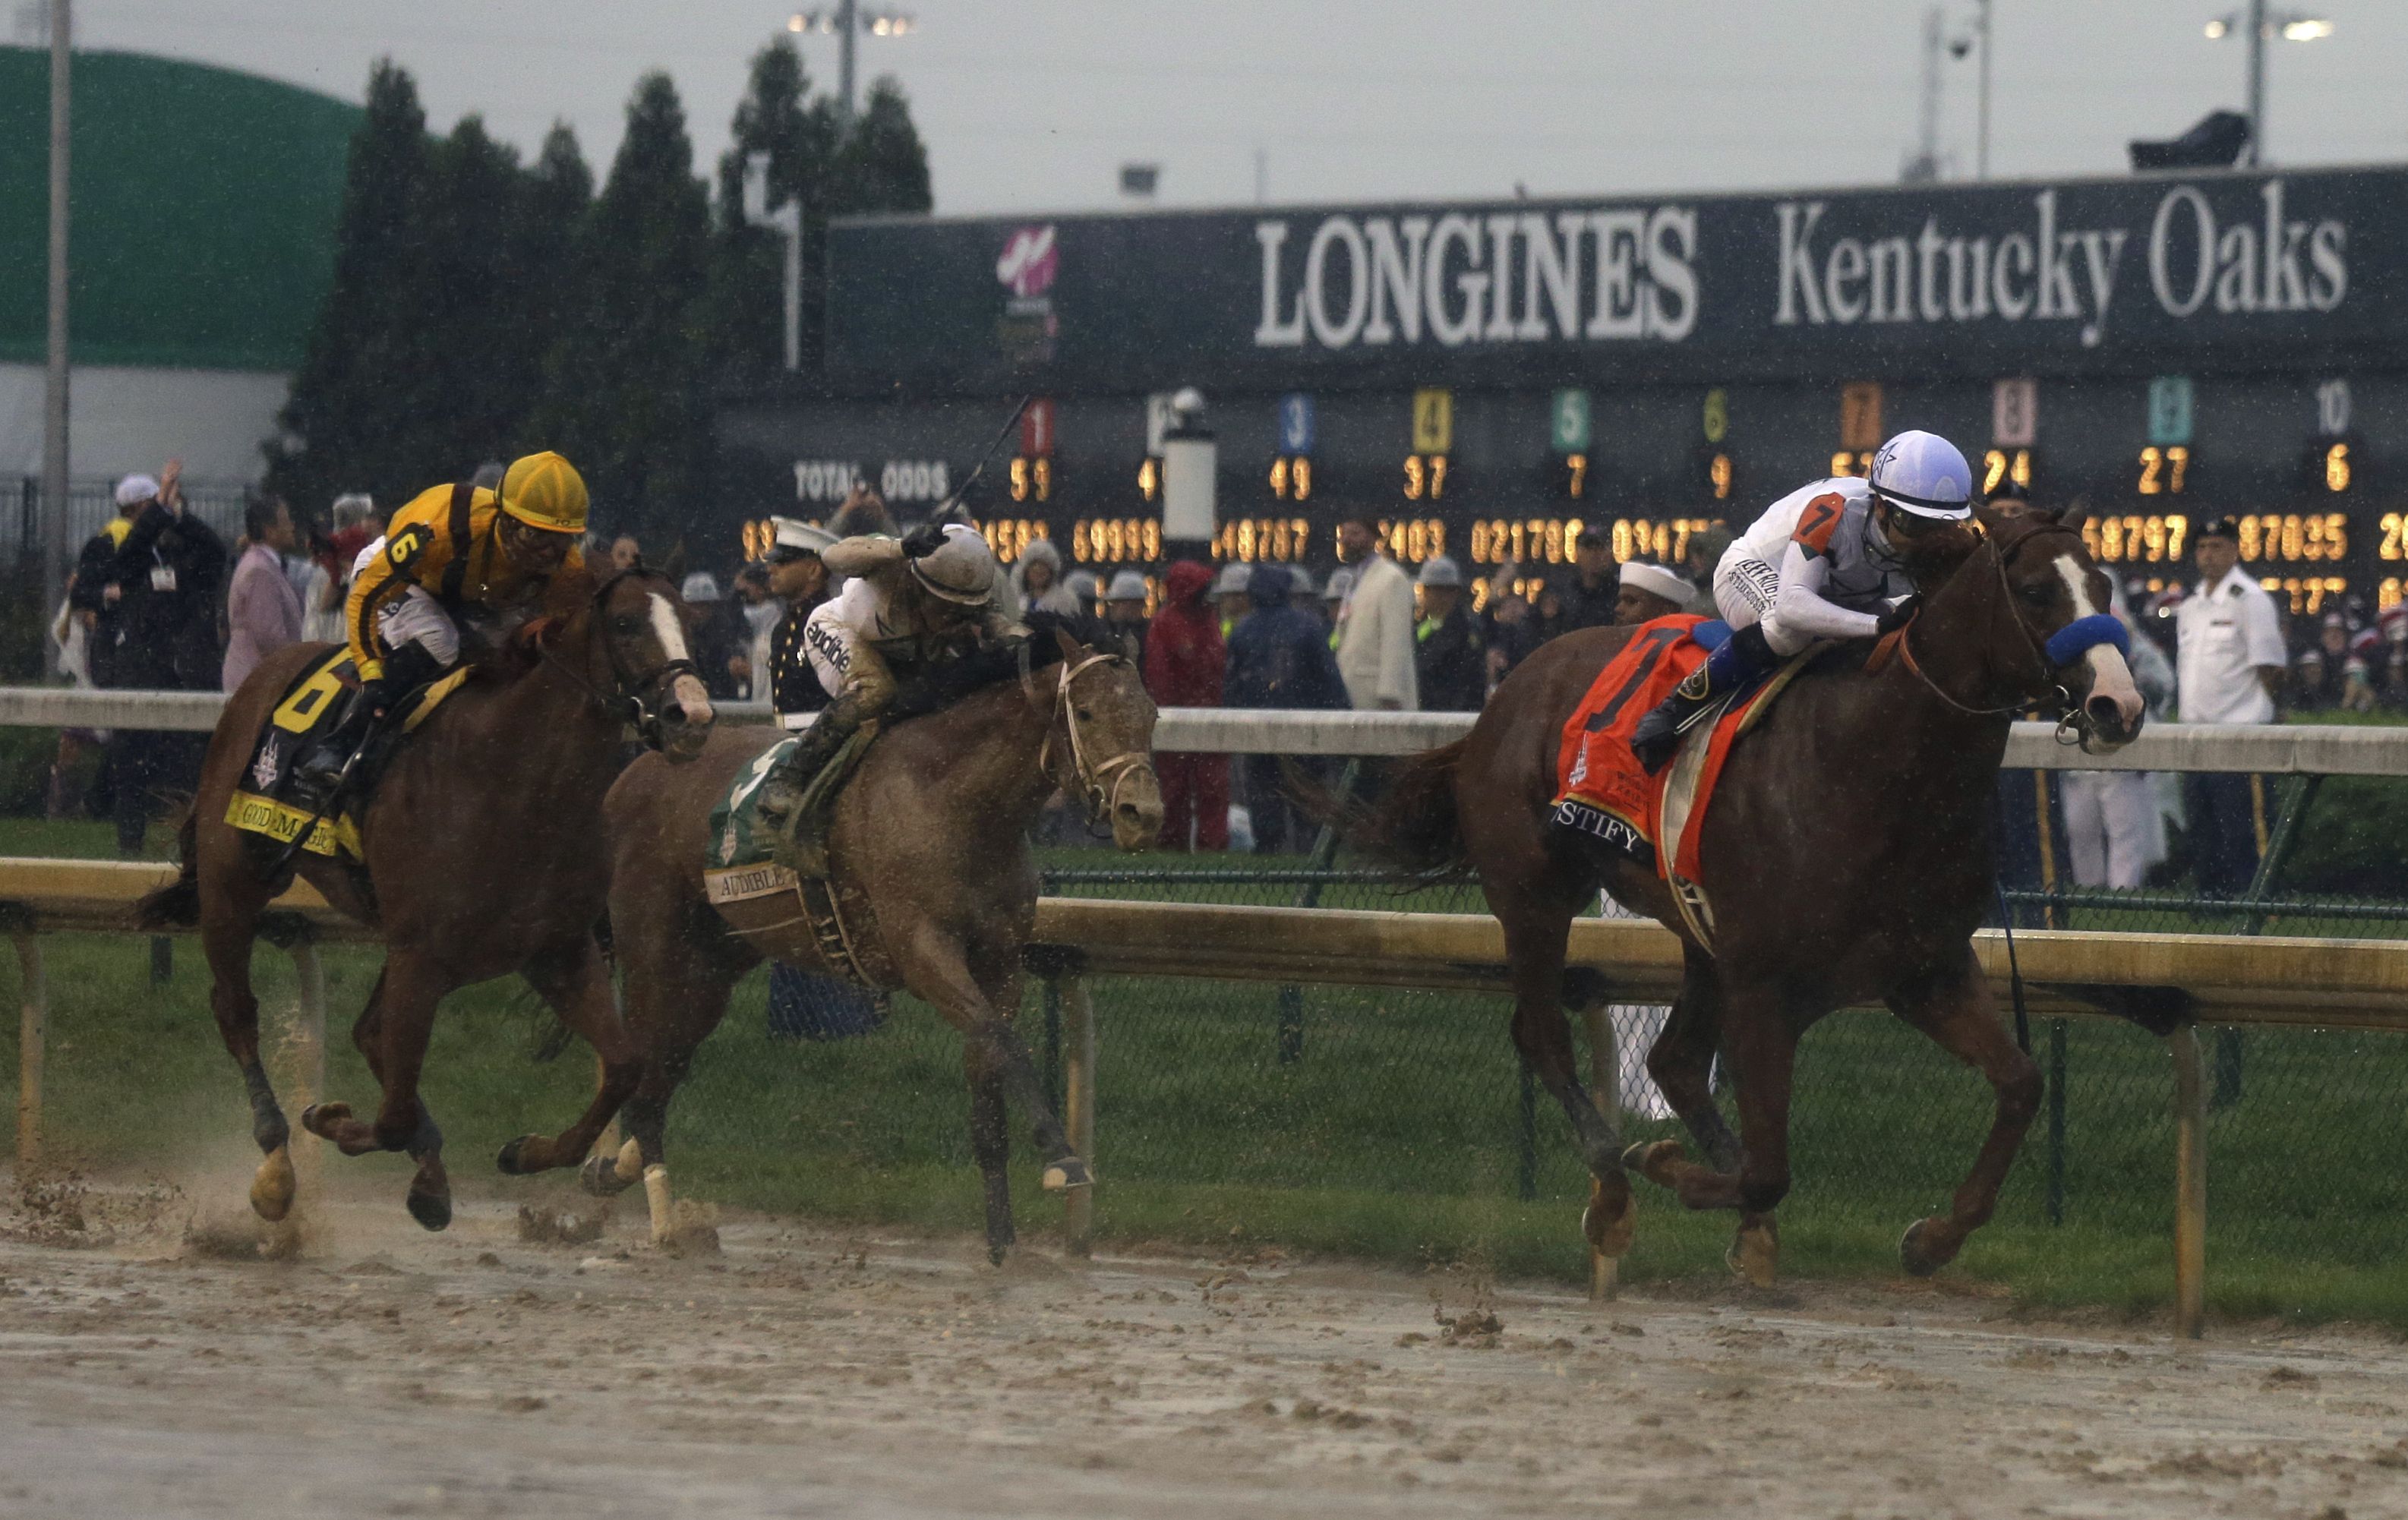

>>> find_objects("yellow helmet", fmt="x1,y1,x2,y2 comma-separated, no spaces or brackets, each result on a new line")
499,451,589,534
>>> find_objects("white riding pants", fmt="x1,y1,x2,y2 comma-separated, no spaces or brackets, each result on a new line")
376,585,461,669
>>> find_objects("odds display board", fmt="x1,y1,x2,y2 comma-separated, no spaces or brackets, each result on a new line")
718,166,2408,613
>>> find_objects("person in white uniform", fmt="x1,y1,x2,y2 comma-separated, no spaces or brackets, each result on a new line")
1630,429,1974,771
2173,516,2288,898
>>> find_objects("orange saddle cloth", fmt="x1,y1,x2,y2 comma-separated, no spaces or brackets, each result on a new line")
1551,616,1781,885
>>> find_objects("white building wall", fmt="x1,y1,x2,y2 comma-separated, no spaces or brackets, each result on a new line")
0,363,289,487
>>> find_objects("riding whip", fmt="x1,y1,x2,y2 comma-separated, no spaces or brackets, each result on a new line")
933,394,1034,522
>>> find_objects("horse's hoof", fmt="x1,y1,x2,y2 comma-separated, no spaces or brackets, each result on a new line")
987,1243,1008,1267
299,1102,347,1138
1899,1216,1954,1278
248,1146,296,1223
1727,1219,1779,1287
496,1136,535,1175
580,1153,636,1197
1041,1156,1092,1192
1582,1177,1636,1258
406,1187,452,1232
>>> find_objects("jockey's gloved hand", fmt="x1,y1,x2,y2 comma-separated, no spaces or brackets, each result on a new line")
356,676,398,717
899,523,946,559
1874,595,1920,637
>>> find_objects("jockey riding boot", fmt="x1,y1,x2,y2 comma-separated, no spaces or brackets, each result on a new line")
291,644,442,802
1629,624,1775,775
762,690,879,879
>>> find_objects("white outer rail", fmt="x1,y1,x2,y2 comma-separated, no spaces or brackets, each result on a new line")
2,686,2401,775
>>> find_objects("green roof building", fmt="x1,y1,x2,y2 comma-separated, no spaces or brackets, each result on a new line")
0,46,355,495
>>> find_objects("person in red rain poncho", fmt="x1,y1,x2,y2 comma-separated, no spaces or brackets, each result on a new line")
1142,560,1228,850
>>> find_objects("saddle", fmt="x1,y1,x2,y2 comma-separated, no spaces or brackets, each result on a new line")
702,727,898,990
1552,618,1819,953
224,647,468,861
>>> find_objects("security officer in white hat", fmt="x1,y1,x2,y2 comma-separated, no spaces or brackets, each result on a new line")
1614,561,1696,626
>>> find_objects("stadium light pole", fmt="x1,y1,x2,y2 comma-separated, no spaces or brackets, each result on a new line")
743,150,802,372
788,3,916,121
2204,3,2334,166
42,0,71,647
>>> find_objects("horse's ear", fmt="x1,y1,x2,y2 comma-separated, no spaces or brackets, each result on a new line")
1053,623,1084,664
2056,497,2091,532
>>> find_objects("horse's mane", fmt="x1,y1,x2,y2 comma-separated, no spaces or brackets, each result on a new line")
884,610,1111,724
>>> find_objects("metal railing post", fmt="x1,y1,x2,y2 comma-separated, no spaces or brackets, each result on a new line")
1061,973,1097,1256
1276,757,1361,1065
2169,1024,2208,1339
2045,1017,2067,1226
2214,774,2321,1108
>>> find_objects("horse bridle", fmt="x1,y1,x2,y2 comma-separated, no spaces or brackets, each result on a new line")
1038,650,1157,827
1893,522,2099,745
538,567,705,750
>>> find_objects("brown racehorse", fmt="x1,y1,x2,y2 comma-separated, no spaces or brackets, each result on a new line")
590,623,1162,1261
1340,507,2145,1282
136,565,715,1229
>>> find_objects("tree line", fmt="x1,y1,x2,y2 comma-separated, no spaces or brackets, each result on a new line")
267,40,930,549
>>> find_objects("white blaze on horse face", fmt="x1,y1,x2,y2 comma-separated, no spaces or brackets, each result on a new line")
2053,553,2143,733
649,591,714,727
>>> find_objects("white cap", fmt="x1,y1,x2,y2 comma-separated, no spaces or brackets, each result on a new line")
1213,563,1251,597
1415,555,1463,588
1322,567,1354,603
771,516,838,557
1106,569,1150,602
1286,568,1316,597
1617,561,1694,607
115,475,160,508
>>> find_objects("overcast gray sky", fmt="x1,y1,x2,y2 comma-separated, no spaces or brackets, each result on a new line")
64,0,2408,213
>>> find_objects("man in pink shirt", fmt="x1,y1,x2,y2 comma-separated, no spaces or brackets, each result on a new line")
222,495,305,692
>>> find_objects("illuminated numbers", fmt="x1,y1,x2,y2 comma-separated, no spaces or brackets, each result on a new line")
2261,576,2348,616
1830,449,1874,479
2381,577,2404,610
2236,512,2349,563
1708,453,1733,500
1208,519,1311,563
1980,448,2033,497
2137,445,2189,495
2081,514,2190,565
1269,456,1313,501
2324,442,2352,493
2383,512,2407,562
981,519,1050,564
740,519,774,562
1702,388,1729,445
1470,519,1585,566
1612,518,1712,564
1403,454,1448,500
1382,519,1447,562
1137,457,1160,503
1565,453,1587,499
1009,456,1053,503
1071,518,1163,564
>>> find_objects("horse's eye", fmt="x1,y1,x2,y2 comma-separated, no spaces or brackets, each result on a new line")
2018,585,2054,606
611,614,642,635
1075,708,1093,721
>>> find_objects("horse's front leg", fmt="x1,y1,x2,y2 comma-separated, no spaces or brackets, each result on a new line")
197,884,295,1222
301,954,453,1230
1495,889,1633,1257
898,922,1087,1203
497,936,642,1178
1886,948,2041,1277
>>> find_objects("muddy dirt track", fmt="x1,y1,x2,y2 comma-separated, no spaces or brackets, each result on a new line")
0,1179,2403,1520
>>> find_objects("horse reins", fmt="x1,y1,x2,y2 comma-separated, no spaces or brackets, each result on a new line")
1889,525,2078,722
537,567,704,750
1039,650,1156,828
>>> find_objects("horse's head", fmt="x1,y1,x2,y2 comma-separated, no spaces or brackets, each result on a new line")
1973,506,2146,752
566,566,716,760
1042,623,1164,851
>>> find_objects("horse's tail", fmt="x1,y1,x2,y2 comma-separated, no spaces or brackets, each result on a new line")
1292,738,1474,883
132,807,201,930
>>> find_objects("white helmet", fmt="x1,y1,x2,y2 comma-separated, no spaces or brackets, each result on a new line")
1105,569,1149,603
1867,430,1974,521
1415,554,1464,589
907,523,1001,604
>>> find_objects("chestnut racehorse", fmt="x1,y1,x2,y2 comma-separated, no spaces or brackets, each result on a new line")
591,623,1163,1261
1340,508,2145,1281
137,565,715,1229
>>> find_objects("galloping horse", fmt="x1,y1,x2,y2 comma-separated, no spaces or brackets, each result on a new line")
137,565,715,1229
592,622,1162,1261
1341,507,2144,1280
